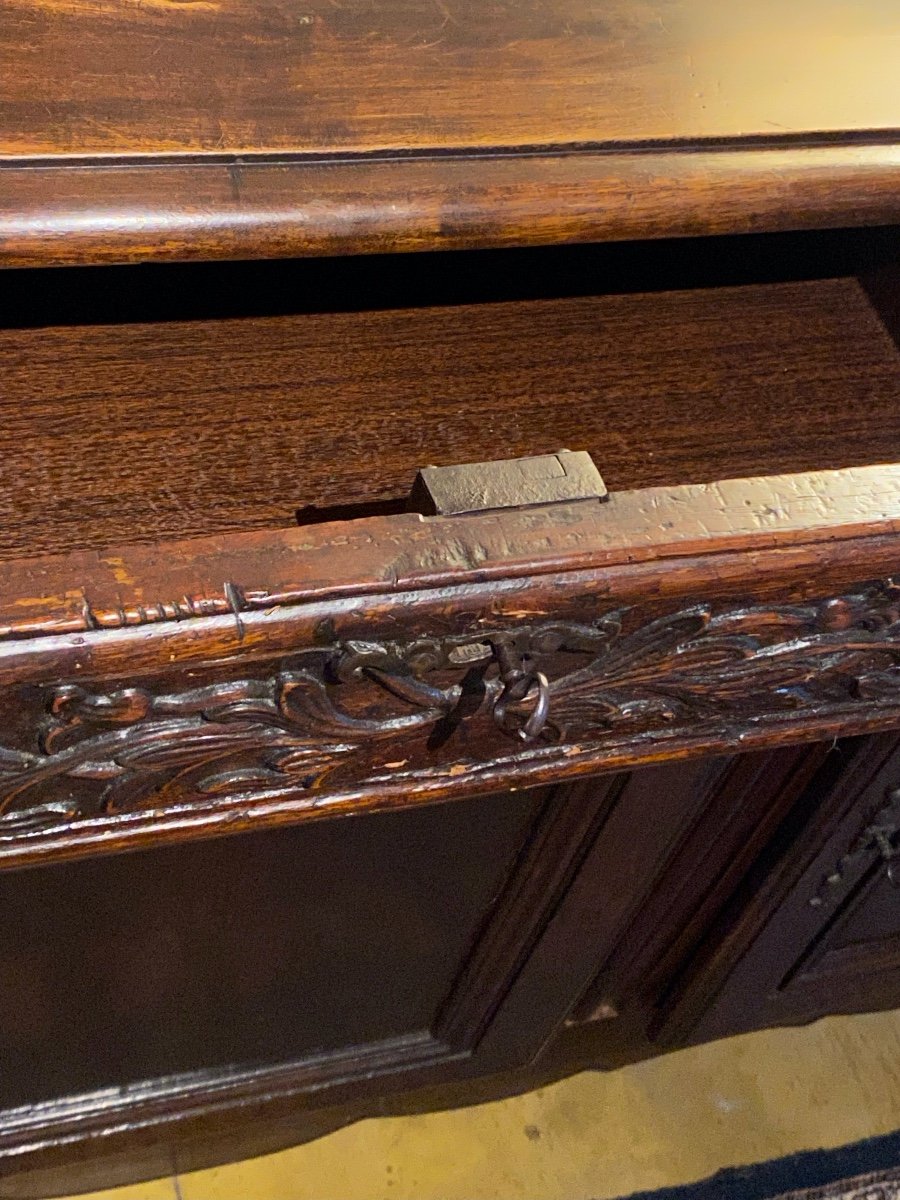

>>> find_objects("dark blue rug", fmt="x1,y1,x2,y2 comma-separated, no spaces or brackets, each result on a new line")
614,1128,900,1199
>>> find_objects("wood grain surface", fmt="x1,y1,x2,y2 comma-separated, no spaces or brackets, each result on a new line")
2,277,898,561
2,0,899,263
3,0,898,157
2,463,899,647
4,145,900,268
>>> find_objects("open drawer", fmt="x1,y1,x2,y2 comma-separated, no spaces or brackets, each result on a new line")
1,231,900,870
4,0,900,1178
1,231,900,1188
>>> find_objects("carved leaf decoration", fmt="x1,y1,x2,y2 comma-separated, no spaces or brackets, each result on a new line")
153,679,276,715
197,768,292,795
40,721,91,757
197,767,286,793
540,597,900,738
0,582,899,832
809,784,900,907
559,610,714,686
269,745,355,775
42,687,155,755
0,746,40,777
857,667,900,701
109,723,283,770
543,611,721,730
197,745,354,797
196,699,286,728
0,801,81,832
68,758,128,780
49,685,153,724
279,671,443,737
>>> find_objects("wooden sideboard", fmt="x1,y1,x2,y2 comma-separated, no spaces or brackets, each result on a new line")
2,0,900,1192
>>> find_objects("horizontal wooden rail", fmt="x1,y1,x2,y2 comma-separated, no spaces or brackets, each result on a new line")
3,142,900,267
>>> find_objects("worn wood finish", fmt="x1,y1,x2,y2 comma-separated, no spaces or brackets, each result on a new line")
2,738,894,1193
2,0,900,263
0,748,836,1175
2,278,899,560
6,0,900,158
4,0,900,1185
4,463,899,643
0,464,897,870
657,733,900,1044
0,462,897,1183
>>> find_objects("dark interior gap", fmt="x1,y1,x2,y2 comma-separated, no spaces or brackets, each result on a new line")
3,225,899,330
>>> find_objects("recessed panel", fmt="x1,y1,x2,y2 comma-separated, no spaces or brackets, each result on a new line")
0,790,538,1107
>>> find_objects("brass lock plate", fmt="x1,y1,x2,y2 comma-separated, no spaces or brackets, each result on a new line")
410,451,607,516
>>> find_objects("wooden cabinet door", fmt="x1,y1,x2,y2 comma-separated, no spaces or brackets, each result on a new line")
658,733,900,1045
478,743,833,1067
485,734,900,1071
0,747,862,1160
0,785,558,1143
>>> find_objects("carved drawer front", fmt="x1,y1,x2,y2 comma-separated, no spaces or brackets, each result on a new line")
0,461,899,870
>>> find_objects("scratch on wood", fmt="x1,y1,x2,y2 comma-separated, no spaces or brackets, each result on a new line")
80,593,99,631
224,581,247,642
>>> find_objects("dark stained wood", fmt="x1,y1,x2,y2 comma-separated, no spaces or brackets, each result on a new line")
570,745,831,1027
659,733,900,1044
0,775,642,1163
6,0,900,159
1,278,899,561
0,739,890,1197
0,463,897,871
2,0,900,264
0,772,638,1179
0,790,539,1108
4,0,900,1183
483,745,830,1064
4,145,900,267
437,776,626,1055
0,469,896,1186
2,463,899,645
475,758,742,1064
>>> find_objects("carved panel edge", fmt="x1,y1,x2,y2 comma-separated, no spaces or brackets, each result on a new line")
0,580,897,862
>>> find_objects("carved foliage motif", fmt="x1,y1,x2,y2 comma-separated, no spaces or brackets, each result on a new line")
0,582,898,832
809,783,900,908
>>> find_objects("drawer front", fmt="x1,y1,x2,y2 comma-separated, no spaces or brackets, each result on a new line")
0,462,899,870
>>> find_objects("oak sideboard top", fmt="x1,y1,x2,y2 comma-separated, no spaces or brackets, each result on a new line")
3,0,899,158
2,0,900,265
